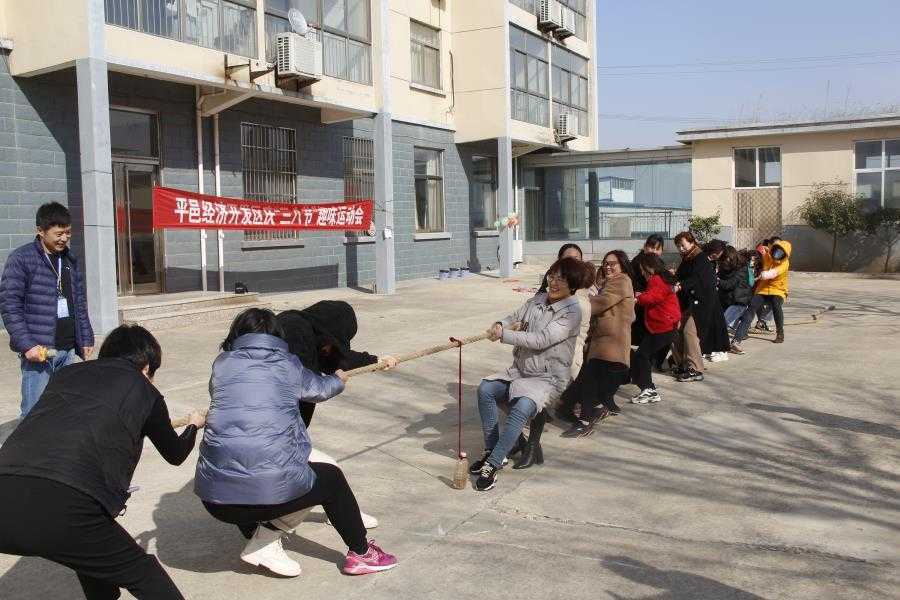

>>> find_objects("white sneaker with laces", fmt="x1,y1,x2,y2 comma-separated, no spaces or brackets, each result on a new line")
709,351,729,362
631,389,658,404
241,525,302,577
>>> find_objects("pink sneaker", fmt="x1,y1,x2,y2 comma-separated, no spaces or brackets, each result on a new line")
343,540,398,575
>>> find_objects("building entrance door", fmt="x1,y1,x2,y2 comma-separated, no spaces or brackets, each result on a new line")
113,163,163,295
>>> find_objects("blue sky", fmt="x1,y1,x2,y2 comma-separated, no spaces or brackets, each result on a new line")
596,0,900,149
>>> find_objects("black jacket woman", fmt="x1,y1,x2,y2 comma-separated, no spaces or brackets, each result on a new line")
717,246,752,328
0,324,205,600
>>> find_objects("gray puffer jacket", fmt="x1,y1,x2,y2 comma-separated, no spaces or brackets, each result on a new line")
194,333,344,505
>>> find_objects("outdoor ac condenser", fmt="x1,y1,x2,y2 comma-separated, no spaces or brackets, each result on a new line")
538,0,562,29
276,32,323,80
556,113,579,141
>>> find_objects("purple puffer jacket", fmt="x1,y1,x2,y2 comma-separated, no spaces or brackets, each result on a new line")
0,238,94,356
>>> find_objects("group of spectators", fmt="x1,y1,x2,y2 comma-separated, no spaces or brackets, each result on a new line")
471,232,792,491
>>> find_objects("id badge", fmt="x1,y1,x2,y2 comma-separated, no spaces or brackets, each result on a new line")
57,296,70,318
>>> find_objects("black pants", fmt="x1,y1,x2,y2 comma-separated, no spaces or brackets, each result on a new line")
565,359,628,421
631,330,676,391
0,475,183,600
203,462,367,555
300,402,316,428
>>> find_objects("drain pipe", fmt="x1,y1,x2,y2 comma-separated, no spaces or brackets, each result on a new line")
195,86,208,292
213,113,225,292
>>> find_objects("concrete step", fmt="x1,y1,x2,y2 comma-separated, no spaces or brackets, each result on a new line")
119,292,262,320
121,300,271,332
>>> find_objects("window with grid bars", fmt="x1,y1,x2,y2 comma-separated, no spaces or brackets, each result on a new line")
410,20,441,89
241,122,299,241
552,45,590,136
509,25,549,127
343,137,373,201
854,139,900,209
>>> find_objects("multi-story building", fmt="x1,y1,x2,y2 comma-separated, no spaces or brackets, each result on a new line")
0,0,598,333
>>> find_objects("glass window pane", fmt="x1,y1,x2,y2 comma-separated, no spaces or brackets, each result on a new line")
758,147,781,186
347,0,369,39
323,0,345,31
222,2,256,56
856,172,882,210
527,56,538,94
110,110,158,158
886,139,900,168
347,38,371,84
855,141,883,169
415,148,440,176
270,0,320,25
323,31,348,79
734,149,756,188
410,21,439,46
184,0,220,49
526,32,547,60
265,13,290,61
509,25,526,51
511,90,527,122
552,66,562,99
142,0,181,39
536,60,548,96
513,52,526,89
885,170,900,209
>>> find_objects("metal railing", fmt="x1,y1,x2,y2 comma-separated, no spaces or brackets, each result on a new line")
241,122,298,241
594,209,691,240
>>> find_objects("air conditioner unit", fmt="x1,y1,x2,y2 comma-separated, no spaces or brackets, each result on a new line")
276,32,322,82
555,112,578,142
537,0,562,31
554,6,575,39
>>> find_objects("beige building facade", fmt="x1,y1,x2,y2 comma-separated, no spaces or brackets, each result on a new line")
678,115,900,272
0,0,598,333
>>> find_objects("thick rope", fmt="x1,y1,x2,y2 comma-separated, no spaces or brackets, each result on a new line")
170,331,490,428
450,337,464,460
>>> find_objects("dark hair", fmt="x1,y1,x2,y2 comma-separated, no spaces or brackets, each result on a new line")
703,239,726,256
98,324,162,377
602,250,635,282
35,202,71,231
557,243,583,260
738,248,755,264
221,308,285,350
644,233,664,250
546,256,590,294
718,246,743,272
673,231,696,245
633,252,676,285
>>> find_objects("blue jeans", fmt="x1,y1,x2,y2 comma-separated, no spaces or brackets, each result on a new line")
477,380,538,469
20,348,77,418
724,304,747,329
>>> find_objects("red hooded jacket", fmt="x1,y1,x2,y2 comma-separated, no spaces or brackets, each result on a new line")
636,274,681,334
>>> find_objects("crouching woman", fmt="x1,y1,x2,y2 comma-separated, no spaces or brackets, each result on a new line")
469,257,584,491
195,308,397,578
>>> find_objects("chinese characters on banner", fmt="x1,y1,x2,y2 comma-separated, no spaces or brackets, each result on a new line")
152,186,374,231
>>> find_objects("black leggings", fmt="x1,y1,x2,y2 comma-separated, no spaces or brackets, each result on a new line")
0,475,183,600
203,462,367,555
631,330,676,391
736,294,784,341
565,359,628,421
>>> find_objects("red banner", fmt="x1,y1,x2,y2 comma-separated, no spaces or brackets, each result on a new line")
152,186,374,231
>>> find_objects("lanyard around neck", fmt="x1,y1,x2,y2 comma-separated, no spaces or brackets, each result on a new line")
44,252,63,295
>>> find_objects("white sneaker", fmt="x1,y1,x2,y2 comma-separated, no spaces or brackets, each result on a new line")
631,389,659,404
241,525,302,577
709,352,729,363
327,511,379,530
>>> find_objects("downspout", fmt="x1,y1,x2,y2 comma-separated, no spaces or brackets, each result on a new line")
213,114,225,292
195,86,208,292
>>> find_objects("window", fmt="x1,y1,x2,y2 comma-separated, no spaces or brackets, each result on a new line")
410,21,441,90
471,156,498,229
552,45,589,136
110,110,159,159
106,0,258,57
509,0,588,40
343,137,373,201
414,148,445,233
510,25,549,127
734,147,781,188
264,1,371,84
241,123,299,241
855,139,900,209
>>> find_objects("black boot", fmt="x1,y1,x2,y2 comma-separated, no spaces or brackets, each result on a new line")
512,441,544,469
507,433,528,459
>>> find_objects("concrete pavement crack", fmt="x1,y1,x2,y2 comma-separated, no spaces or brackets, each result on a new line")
489,505,893,567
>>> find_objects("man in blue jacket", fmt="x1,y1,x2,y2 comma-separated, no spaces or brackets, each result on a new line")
0,202,94,417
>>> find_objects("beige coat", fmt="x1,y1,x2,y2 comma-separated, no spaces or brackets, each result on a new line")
484,293,582,411
585,273,635,367
570,288,593,379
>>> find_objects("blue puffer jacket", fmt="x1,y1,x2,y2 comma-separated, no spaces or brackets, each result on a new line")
195,333,345,505
0,239,94,356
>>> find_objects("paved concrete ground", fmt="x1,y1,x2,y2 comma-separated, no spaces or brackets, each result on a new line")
1,267,898,599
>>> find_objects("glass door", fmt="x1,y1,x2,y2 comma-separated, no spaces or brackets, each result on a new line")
113,163,163,295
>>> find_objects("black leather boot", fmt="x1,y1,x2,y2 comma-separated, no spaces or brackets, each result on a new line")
512,442,544,469
507,433,528,459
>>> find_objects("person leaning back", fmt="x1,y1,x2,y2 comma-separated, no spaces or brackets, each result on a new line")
0,202,94,418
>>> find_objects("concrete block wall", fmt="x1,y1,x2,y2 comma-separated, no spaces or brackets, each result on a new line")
0,57,82,267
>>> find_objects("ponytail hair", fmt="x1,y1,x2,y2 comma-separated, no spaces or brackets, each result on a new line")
633,252,676,285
